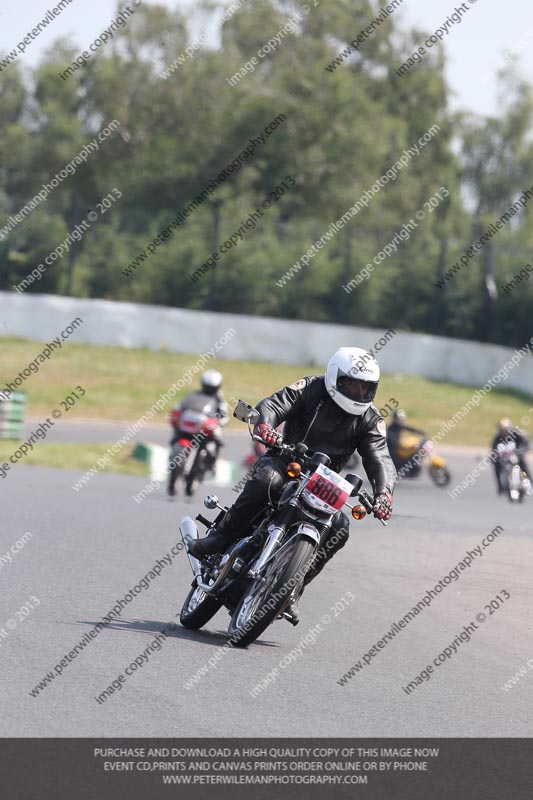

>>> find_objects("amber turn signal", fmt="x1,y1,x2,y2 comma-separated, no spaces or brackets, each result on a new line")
351,504,367,520
287,462,301,478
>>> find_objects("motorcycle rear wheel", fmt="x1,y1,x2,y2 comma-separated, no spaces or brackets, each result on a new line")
227,537,315,648
180,583,223,630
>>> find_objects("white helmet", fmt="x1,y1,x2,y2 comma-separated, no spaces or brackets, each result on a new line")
325,347,380,415
201,369,222,396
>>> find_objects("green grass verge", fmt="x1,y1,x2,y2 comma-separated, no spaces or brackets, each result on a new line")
0,442,148,476
1,336,532,481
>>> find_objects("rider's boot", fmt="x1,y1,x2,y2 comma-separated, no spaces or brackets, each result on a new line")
187,508,247,559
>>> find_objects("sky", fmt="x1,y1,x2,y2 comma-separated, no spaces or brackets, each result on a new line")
0,0,532,117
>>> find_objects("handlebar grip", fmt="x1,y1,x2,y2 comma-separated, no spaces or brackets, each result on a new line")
359,490,387,526
358,490,374,513
252,434,288,450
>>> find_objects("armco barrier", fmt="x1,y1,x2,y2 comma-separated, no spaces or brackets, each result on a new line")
0,291,532,394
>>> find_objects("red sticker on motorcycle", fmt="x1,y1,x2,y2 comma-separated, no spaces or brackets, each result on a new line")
304,464,352,512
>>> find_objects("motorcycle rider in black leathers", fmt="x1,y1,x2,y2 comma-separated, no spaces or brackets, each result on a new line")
490,417,531,494
187,347,397,620
167,370,228,497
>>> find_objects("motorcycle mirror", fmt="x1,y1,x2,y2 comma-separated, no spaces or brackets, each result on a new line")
204,495,220,509
344,473,363,496
233,399,260,423
294,443,308,458
310,452,331,468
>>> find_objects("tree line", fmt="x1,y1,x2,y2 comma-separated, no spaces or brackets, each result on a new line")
0,0,532,348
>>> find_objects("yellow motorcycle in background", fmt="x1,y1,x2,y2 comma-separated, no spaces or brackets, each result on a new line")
393,431,451,487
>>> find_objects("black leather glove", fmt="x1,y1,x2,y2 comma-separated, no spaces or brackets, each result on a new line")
373,492,393,521
253,423,283,448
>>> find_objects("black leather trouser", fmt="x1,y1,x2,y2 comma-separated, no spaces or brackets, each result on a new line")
220,455,350,579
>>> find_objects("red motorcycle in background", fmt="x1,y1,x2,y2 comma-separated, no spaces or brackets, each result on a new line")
169,395,221,497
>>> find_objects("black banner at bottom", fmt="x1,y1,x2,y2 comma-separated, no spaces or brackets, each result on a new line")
1,738,532,799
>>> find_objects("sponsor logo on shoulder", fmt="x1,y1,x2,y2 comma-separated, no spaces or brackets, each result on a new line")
289,378,307,391
376,419,387,436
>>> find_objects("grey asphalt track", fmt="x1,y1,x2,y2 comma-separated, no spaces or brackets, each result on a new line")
0,440,531,737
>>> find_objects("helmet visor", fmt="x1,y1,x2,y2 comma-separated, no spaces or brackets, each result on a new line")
336,373,378,404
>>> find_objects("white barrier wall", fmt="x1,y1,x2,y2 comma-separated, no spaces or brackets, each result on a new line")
1,291,532,394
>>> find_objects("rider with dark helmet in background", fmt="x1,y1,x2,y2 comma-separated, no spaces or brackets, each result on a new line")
491,417,531,493
167,370,228,497
187,347,397,620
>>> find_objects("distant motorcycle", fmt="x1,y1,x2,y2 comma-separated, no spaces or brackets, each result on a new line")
495,441,530,503
393,431,451,487
169,397,221,497
178,400,385,647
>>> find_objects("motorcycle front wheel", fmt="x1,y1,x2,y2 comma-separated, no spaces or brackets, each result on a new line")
429,464,451,487
169,443,189,491
227,537,316,648
507,467,522,503
185,449,208,497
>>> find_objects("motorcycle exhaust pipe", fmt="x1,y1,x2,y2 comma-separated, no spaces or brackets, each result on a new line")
179,516,202,579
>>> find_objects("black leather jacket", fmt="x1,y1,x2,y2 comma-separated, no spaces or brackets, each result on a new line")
491,428,529,456
256,376,396,495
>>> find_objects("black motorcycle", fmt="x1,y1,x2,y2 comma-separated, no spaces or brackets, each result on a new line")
178,400,384,647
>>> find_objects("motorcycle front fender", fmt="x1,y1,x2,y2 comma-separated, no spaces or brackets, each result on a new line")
296,522,321,546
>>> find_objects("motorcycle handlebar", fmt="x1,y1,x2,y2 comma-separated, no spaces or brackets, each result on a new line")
358,488,387,526
253,435,387,525
252,434,293,452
